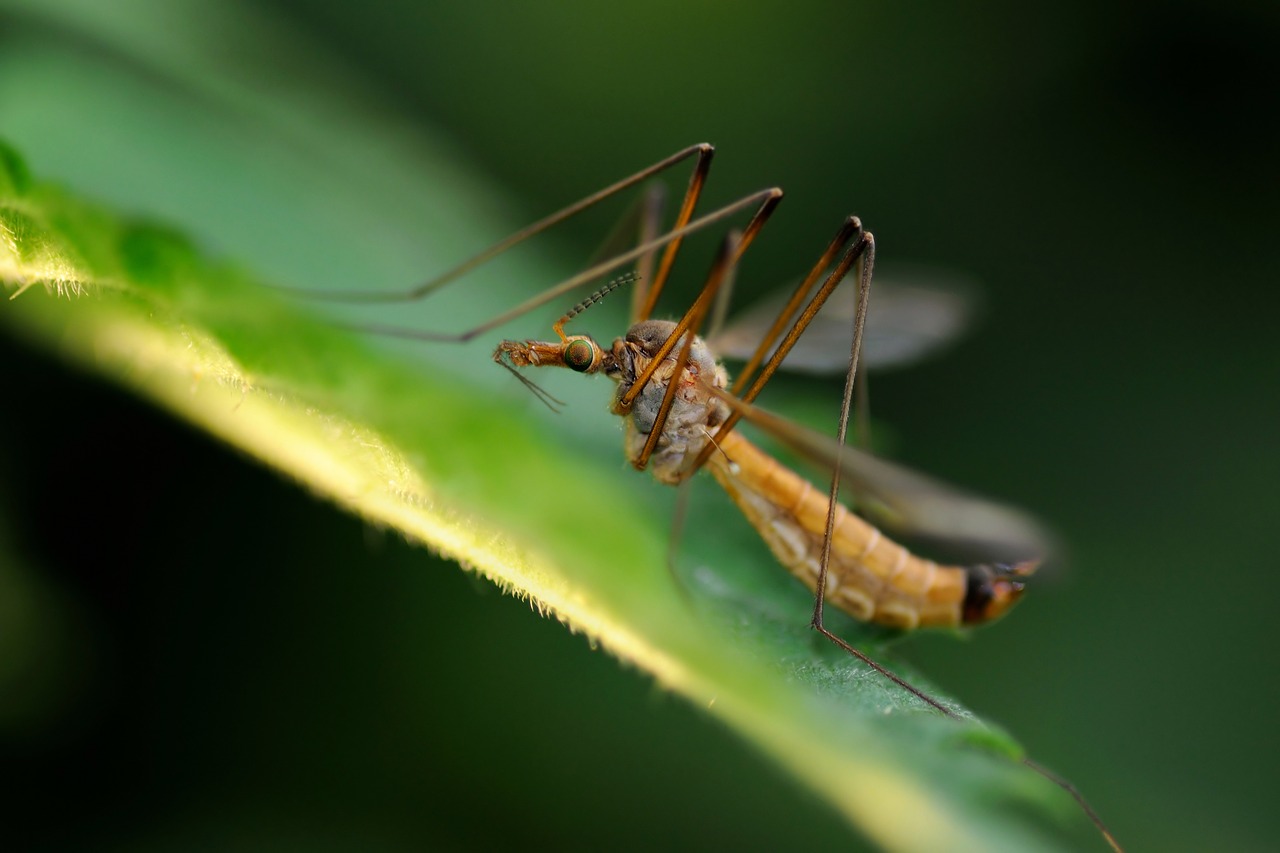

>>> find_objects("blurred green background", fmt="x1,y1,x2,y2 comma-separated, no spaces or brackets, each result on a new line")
2,1,1278,850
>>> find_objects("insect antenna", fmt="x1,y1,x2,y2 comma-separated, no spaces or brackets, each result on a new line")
552,271,639,339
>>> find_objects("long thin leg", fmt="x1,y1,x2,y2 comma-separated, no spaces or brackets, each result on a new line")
665,478,696,604
804,239,1124,851
583,182,665,277
631,184,667,322
734,224,870,407
730,217,864,397
639,228,954,708
280,144,715,303
614,191,783,412
1023,758,1124,853
704,247,738,342
522,183,663,342
682,219,869,476
637,147,715,321
644,225,963,711
614,206,1124,850
803,241,993,714
809,235,885,649
634,231,742,469
854,370,872,450
342,188,783,345
679,225,961,712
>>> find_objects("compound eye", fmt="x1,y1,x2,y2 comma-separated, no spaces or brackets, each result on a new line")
563,338,596,372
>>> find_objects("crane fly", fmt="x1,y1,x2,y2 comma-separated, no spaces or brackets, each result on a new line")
289,143,1121,851
493,234,1035,635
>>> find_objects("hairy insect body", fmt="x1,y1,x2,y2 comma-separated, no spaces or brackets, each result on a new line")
608,320,730,485
611,320,1029,629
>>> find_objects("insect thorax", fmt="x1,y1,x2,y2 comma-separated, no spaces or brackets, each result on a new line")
606,320,730,485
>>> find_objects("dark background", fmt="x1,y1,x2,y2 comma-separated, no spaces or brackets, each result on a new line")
3,1,1278,850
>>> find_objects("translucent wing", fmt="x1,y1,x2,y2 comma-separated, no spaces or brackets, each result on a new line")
709,265,977,374
708,387,1050,563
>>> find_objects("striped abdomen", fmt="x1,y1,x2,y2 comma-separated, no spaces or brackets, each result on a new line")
709,430,1033,629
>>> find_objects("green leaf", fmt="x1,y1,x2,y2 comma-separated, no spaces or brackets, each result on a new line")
0,5,1089,851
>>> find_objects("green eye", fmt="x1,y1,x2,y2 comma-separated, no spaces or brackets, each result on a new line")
564,339,595,372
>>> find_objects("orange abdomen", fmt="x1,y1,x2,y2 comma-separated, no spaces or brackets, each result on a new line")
708,431,1030,629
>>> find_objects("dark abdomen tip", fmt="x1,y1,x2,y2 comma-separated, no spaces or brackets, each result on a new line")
962,560,1039,624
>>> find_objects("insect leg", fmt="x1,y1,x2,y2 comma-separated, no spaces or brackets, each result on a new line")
615,192,783,411
636,145,715,321
720,230,932,701
704,245,739,343
682,219,870,477
280,143,715,303
664,478,696,605
708,223,963,710
633,231,742,470
806,233,900,669
730,217,864,397
854,370,872,449
580,182,665,278
631,183,667,322
796,231,977,715
1023,758,1124,852
565,177,670,326
804,239,1124,850
571,168,705,325
341,188,783,345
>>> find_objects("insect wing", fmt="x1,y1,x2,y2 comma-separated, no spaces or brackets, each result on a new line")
709,266,977,374
708,387,1050,562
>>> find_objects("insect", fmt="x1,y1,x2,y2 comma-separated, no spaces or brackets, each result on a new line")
293,144,1120,851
